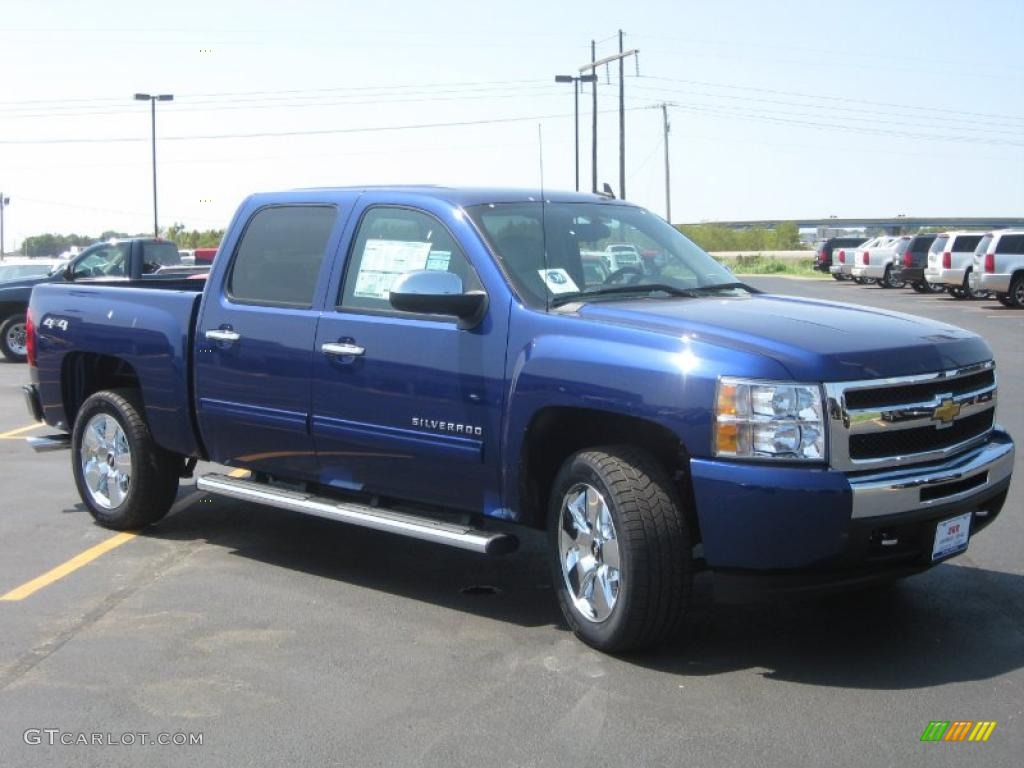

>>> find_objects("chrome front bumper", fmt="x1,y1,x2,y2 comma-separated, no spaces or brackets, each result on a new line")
848,430,1014,519
971,272,1011,294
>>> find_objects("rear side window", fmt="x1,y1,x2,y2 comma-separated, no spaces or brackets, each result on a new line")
929,236,949,254
911,236,935,253
995,234,1024,254
228,206,336,307
950,235,981,253
142,242,183,273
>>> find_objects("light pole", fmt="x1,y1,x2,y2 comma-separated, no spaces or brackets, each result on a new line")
0,194,9,258
554,74,597,192
134,93,173,237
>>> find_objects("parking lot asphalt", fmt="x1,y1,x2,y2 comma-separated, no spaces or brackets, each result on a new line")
0,278,1021,767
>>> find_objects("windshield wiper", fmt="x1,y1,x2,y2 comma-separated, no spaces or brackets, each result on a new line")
685,281,759,294
550,281,756,307
550,283,697,307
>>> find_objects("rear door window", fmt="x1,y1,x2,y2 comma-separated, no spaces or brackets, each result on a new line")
227,205,337,307
995,234,1024,254
950,234,981,253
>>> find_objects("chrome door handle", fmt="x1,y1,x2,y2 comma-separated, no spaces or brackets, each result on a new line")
205,329,241,343
322,342,365,357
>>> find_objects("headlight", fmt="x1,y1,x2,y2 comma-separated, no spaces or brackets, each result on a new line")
714,377,825,461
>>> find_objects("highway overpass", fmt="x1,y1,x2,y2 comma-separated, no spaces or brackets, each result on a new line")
683,217,1024,235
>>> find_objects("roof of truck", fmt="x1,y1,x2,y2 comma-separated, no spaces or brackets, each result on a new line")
254,186,635,207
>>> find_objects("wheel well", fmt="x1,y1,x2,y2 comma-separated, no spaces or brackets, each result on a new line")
61,353,141,427
519,407,696,531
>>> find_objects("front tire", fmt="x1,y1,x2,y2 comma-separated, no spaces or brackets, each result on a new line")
71,389,180,529
0,314,28,362
548,446,692,652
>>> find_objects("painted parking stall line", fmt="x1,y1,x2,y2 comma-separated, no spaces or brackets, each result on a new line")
0,532,138,601
0,423,44,440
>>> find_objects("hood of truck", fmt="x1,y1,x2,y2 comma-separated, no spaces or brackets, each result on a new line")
574,293,991,381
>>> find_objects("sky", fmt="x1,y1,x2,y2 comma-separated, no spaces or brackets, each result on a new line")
0,0,1021,249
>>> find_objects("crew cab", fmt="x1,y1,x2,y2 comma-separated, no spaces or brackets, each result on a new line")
923,232,986,299
0,238,205,361
23,187,1015,652
969,229,1024,308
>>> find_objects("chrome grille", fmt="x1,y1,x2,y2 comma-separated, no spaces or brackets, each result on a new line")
824,361,997,471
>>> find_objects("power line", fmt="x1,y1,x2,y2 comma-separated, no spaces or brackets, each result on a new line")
0,106,650,146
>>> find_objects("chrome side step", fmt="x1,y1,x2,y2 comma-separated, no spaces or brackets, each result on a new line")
196,473,517,555
27,434,71,453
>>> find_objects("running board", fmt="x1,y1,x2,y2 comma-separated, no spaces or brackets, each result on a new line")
196,473,517,555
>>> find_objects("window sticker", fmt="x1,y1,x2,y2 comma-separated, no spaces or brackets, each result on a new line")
353,239,433,299
537,268,579,294
425,250,452,271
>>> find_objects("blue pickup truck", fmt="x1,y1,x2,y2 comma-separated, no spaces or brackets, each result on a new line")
23,187,1014,651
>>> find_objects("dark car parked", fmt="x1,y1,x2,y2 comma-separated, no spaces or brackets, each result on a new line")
815,237,868,278
890,234,940,292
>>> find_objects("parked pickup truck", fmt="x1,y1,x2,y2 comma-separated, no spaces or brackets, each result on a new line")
24,187,1015,652
968,229,1024,308
829,235,887,281
923,231,986,299
851,235,909,288
0,238,206,362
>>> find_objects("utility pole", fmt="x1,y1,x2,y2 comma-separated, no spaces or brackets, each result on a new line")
578,39,638,198
661,104,671,223
0,194,9,258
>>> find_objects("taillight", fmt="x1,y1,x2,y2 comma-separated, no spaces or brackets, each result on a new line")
25,309,36,367
942,252,951,269
903,252,913,268
862,251,869,265
984,253,995,273
838,250,845,263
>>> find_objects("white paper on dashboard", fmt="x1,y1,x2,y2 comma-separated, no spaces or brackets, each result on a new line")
537,268,579,295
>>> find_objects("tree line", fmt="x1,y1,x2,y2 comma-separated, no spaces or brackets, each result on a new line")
20,223,224,257
676,222,803,252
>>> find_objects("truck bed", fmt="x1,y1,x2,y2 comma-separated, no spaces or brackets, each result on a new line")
30,281,205,456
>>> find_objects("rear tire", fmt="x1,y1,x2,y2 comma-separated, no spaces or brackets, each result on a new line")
881,266,905,289
1009,274,1024,308
948,286,965,299
831,273,844,281
911,281,929,293
925,280,946,293
997,293,1014,307
0,314,28,362
548,446,692,653
71,389,180,530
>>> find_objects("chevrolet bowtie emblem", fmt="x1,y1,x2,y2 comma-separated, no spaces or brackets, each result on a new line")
932,398,961,425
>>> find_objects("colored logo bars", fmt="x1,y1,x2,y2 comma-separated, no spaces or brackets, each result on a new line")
921,721,997,742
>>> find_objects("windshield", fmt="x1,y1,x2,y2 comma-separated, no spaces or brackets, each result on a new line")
0,263,55,282
468,202,737,307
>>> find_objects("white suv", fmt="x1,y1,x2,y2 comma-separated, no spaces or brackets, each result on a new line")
969,229,1024,308
923,231,986,299
851,235,907,287
830,236,888,281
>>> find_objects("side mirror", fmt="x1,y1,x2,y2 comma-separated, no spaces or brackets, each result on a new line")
388,270,487,329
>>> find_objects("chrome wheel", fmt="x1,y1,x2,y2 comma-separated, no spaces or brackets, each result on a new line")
80,413,132,509
4,321,26,357
558,483,621,623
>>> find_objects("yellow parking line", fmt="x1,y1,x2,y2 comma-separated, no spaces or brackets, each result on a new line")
0,531,138,602
0,423,44,439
